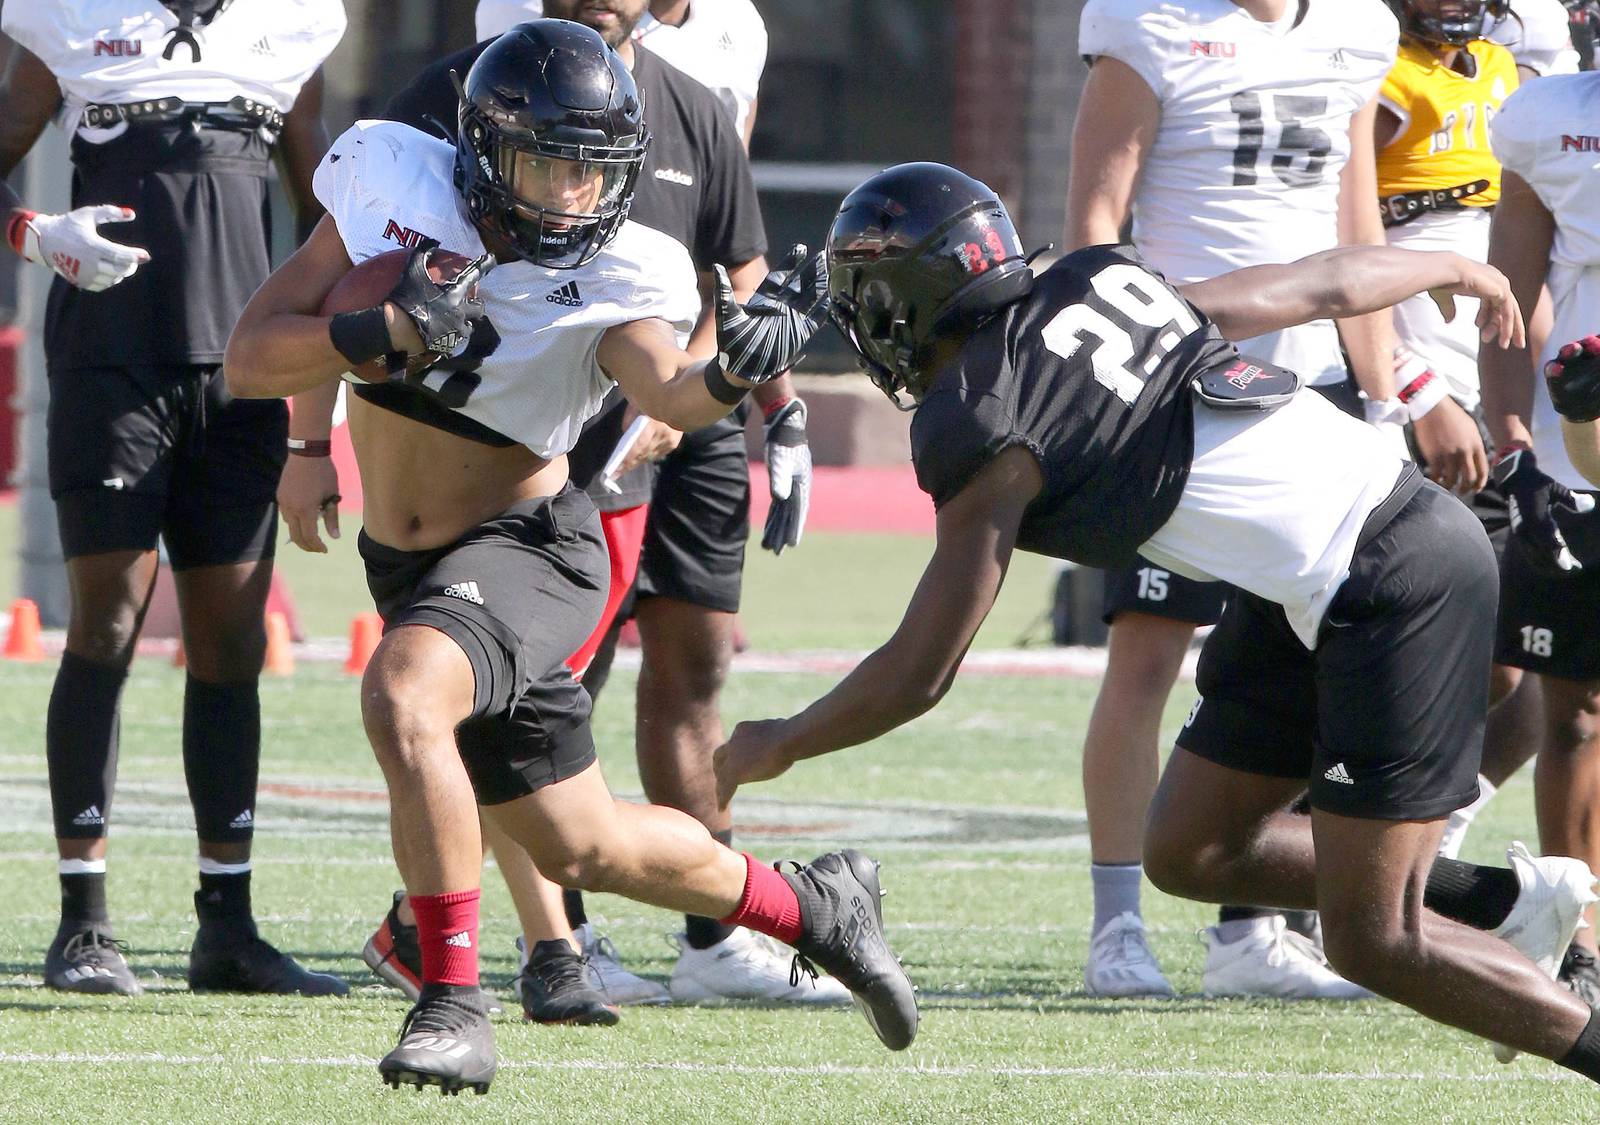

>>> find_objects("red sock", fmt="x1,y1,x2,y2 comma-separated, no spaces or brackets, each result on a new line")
719,853,803,945
410,889,481,987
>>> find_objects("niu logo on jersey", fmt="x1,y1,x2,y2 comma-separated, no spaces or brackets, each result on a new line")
1190,39,1236,57
382,220,437,249
94,39,143,56
1561,134,1600,153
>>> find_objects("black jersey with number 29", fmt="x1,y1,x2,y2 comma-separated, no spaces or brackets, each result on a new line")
910,244,1239,569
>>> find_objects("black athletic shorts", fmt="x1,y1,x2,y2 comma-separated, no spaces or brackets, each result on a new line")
1177,475,1493,820
1495,532,1600,682
635,403,751,614
1102,558,1229,626
359,486,608,805
47,364,285,569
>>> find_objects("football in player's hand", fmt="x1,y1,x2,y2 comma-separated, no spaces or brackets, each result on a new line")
320,247,479,382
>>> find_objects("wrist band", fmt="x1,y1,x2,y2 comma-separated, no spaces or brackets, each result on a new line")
287,438,332,457
329,307,393,366
703,358,749,406
6,209,36,257
762,395,794,419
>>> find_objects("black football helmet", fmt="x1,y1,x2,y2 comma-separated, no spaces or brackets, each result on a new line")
1386,0,1510,45
454,20,649,269
827,163,1032,407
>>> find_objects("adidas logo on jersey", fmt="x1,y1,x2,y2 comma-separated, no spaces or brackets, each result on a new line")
444,930,473,949
1323,762,1355,786
546,281,584,307
250,36,274,56
73,805,105,827
717,30,736,50
229,809,254,830
1327,48,1348,70
442,581,485,605
654,167,695,187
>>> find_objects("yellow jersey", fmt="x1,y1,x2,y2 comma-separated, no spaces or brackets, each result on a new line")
1376,38,1520,205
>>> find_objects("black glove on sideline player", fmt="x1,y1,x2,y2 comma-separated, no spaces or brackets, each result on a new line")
386,248,492,357
1492,445,1598,571
713,244,829,385
1546,335,1600,424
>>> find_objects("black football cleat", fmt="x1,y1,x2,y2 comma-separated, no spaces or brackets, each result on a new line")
188,897,348,996
44,920,142,996
379,984,497,1096
779,849,919,1050
516,938,620,1026
1561,942,1600,1009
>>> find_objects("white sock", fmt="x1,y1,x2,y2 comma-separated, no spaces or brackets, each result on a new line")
58,857,107,875
197,856,253,876
1437,775,1498,860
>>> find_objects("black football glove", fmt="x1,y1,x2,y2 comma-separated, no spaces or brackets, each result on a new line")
1546,335,1600,424
713,244,829,386
1492,446,1598,571
761,397,811,555
386,248,492,359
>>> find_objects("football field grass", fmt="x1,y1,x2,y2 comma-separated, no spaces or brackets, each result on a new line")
0,523,1592,1121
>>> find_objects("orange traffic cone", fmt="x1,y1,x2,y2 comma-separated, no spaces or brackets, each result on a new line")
344,612,382,675
264,610,294,675
4,599,43,662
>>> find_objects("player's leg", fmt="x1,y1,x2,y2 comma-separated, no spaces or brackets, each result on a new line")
41,363,177,996
1534,674,1600,955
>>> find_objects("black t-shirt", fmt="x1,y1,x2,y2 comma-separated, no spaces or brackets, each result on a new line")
911,245,1238,569
382,43,766,507
47,121,275,372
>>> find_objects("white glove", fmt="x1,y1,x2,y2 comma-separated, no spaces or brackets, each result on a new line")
9,205,150,292
761,397,811,555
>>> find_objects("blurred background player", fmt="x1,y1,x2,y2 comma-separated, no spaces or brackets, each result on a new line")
0,0,347,997
338,0,832,1018
1482,63,1600,1009
1067,0,1469,1000
1487,0,1584,76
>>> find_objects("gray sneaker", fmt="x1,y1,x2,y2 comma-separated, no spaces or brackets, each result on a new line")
44,921,142,996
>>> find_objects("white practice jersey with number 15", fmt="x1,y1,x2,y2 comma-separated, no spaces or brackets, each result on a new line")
314,120,699,460
1080,0,1397,384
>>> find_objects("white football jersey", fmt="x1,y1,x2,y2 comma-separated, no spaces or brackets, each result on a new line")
1487,0,1580,76
1080,0,1398,384
473,0,767,135
1,0,345,139
314,120,699,460
1489,72,1600,489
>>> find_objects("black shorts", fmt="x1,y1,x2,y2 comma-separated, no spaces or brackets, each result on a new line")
1102,557,1230,626
1176,479,1493,820
1495,532,1600,681
635,405,751,614
47,364,286,569
359,486,609,805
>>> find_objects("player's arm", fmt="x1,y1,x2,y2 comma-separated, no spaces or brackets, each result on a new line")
712,446,1043,801
1064,55,1158,250
1334,97,1399,402
1479,170,1556,450
0,42,58,212
278,380,343,553
1179,246,1524,351
273,68,333,245
1562,415,1600,487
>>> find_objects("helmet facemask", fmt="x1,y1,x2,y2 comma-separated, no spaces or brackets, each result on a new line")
1394,0,1511,45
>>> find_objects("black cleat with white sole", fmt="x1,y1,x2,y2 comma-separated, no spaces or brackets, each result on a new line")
188,895,349,996
44,920,142,996
379,984,497,1095
779,849,918,1050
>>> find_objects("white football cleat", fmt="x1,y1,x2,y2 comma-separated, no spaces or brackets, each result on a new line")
1202,915,1373,1000
668,927,851,1004
1489,842,1598,1063
573,923,670,1006
1084,912,1175,998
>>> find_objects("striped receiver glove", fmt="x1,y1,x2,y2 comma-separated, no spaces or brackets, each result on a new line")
1493,445,1597,572
712,245,829,386
761,397,811,555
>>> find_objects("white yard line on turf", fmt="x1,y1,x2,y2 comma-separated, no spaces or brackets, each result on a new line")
0,1052,1579,1084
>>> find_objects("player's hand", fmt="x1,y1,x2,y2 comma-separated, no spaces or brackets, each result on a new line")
1493,445,1597,571
616,410,682,477
1428,255,1524,350
761,397,811,555
1412,395,1488,496
278,453,342,554
1546,336,1600,423
9,205,150,292
714,719,796,806
384,248,492,356
713,245,829,386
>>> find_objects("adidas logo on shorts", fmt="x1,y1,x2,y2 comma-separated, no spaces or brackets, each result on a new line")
442,581,485,605
444,930,473,949
546,281,583,307
72,805,105,827
1323,762,1355,785
229,809,254,830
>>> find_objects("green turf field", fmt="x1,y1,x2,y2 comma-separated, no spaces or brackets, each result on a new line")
0,524,1591,1122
